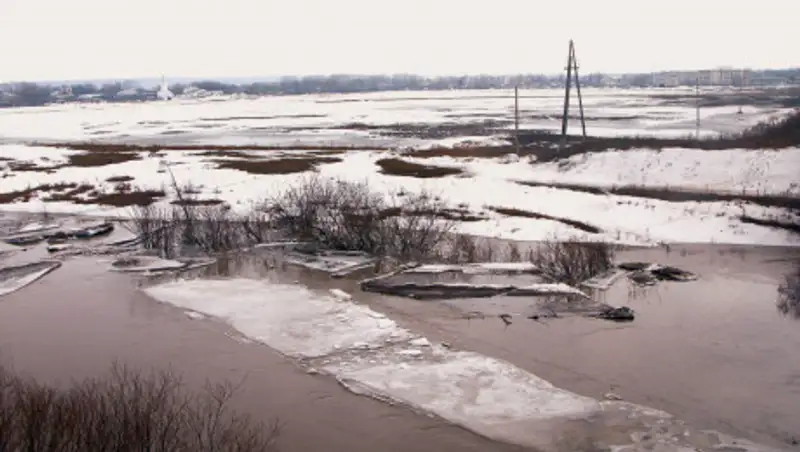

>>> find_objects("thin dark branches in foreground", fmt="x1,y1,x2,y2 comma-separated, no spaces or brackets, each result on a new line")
0,363,280,452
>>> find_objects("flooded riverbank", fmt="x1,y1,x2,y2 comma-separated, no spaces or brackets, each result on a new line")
1,222,798,450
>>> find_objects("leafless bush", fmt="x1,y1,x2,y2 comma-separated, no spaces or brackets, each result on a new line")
0,363,280,451
777,263,800,319
127,204,181,258
266,175,455,260
126,177,276,257
434,234,496,264
530,240,614,285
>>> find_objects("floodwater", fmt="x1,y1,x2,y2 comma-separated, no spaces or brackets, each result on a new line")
1,238,799,450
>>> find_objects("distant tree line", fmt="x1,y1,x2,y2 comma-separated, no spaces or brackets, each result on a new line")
1,69,799,108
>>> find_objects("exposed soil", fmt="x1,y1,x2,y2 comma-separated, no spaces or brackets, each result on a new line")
375,158,465,178
212,156,343,175
196,149,347,159
740,214,800,234
43,184,95,202
406,146,519,159
0,183,85,204
376,206,487,222
171,198,226,207
488,206,602,234
34,142,390,153
76,190,166,207
105,175,135,183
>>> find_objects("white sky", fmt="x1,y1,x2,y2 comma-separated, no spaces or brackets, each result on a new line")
1,0,798,82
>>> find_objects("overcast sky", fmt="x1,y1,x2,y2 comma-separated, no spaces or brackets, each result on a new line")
1,0,797,82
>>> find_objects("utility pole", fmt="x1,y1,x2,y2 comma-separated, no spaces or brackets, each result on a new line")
514,85,520,154
560,42,574,148
560,40,587,149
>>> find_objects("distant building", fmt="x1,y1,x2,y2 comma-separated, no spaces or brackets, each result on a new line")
653,72,681,87
156,76,174,100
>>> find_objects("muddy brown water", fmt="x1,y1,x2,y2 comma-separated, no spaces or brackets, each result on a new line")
1,240,799,451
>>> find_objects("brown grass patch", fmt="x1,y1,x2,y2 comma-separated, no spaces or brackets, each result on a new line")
375,158,464,178
213,156,342,175
376,206,486,222
489,206,602,234
106,175,135,183
6,161,61,172
407,146,518,159
77,190,166,207
196,149,347,159
740,215,800,234
36,142,387,153
3,152,140,173
171,198,226,206
66,151,141,167
44,183,95,202
0,183,82,204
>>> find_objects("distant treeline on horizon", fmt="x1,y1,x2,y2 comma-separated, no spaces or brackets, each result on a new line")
1,69,798,108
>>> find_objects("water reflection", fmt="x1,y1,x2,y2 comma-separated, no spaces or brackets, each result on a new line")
777,263,800,319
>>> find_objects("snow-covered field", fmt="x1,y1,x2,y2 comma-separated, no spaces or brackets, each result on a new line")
0,87,790,146
1,143,797,246
0,87,798,247
144,278,783,452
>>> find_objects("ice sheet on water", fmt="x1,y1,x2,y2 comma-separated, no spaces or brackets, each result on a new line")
144,278,413,358
326,348,601,448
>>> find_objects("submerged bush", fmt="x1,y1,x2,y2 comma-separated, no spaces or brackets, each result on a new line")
530,240,614,285
127,203,273,258
0,363,280,452
266,175,455,261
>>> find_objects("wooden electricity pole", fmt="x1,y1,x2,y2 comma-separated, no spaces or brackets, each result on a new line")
560,40,587,149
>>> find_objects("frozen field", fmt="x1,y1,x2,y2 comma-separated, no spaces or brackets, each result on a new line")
0,87,791,146
0,87,798,247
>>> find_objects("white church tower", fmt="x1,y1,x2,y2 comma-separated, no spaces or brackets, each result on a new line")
157,75,174,100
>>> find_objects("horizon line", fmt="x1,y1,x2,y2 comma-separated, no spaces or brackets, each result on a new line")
4,66,800,86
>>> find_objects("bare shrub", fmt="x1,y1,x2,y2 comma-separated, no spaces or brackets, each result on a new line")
127,204,181,258
434,234,496,264
126,172,273,256
266,175,455,260
0,363,280,451
777,263,800,319
530,240,614,285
